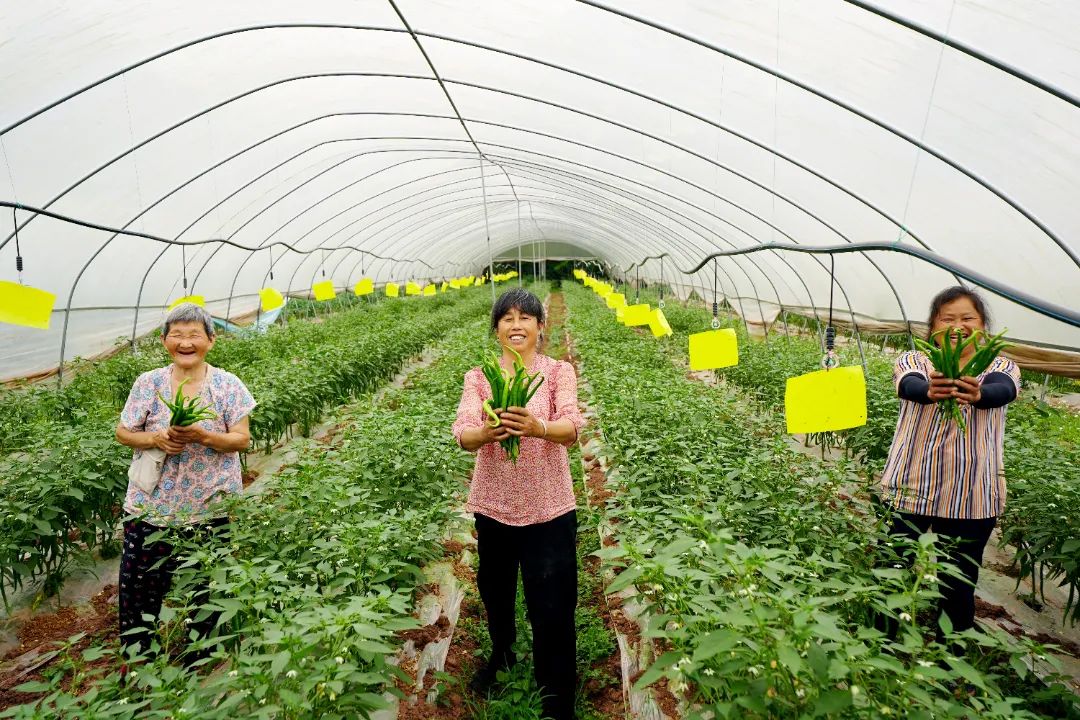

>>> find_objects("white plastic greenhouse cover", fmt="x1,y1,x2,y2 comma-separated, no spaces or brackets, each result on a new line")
0,0,1078,379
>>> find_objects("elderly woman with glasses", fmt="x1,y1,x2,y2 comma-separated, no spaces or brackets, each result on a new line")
114,303,255,660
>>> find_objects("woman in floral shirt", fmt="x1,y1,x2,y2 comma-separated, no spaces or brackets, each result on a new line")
115,303,255,659
453,288,585,720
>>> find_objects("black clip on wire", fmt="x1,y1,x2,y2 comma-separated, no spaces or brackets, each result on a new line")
821,326,839,370
13,207,24,284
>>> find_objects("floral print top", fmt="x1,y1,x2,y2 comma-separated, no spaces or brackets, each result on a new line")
120,365,256,526
452,354,586,526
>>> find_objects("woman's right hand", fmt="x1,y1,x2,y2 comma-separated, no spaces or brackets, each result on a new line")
481,423,512,445
153,428,185,455
927,371,955,401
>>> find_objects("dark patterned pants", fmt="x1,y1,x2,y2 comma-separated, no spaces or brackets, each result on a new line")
118,517,228,656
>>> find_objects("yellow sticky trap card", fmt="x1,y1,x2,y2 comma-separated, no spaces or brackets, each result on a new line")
0,281,56,330
649,308,672,337
440,282,449,292
688,329,738,370
405,282,421,296
423,284,436,296
385,282,400,297
354,278,374,296
606,293,626,309
573,269,585,280
259,287,285,312
784,366,867,434
622,304,651,327
312,281,336,301
615,306,626,323
169,295,205,310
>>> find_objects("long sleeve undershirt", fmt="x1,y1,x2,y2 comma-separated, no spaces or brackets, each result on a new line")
897,371,1017,409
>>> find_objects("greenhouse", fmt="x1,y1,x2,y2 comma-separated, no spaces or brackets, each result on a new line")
0,1,1078,718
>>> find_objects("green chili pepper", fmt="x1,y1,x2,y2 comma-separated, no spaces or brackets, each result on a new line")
158,378,218,427
479,345,545,462
913,328,1010,433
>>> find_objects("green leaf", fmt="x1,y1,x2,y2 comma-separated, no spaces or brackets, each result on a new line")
777,644,803,674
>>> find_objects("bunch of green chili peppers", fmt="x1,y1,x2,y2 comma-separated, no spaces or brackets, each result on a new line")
913,328,1010,432
481,346,545,462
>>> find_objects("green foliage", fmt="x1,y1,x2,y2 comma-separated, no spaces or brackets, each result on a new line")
0,290,488,605
564,283,1075,720
1,309,493,718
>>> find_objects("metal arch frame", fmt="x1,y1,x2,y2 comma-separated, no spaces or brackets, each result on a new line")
3,23,1073,271
2,66,960,311
463,173,782,323
315,164,766,309
840,0,1080,108
0,199,432,381
484,160,802,326
49,101,899,369
632,242,1080,330
2,57,946,324
199,152,481,314
323,177,778,325
575,1,1080,268
141,150,475,337
352,193,674,283
20,55,929,344
348,148,852,341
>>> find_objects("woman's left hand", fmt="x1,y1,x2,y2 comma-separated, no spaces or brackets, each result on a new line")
167,424,210,446
498,406,545,438
954,376,982,405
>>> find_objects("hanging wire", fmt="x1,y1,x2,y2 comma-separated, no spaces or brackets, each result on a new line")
181,244,188,291
321,248,326,277
268,245,274,281
479,155,496,301
711,257,720,329
822,254,839,370
11,207,23,285
895,0,956,250
658,255,665,308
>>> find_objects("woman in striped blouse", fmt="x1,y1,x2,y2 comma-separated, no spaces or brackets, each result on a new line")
880,286,1020,640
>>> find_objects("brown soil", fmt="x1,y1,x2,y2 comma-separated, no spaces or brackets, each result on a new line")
442,539,465,555
587,464,614,505
241,468,260,487
974,598,1010,620
398,616,451,648
0,585,119,711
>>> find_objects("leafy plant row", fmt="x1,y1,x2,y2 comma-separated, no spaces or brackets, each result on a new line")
0,289,488,607
2,309,498,719
563,283,1075,720
659,300,1080,624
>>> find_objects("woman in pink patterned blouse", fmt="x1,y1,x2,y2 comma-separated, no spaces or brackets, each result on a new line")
453,288,585,720
115,303,254,663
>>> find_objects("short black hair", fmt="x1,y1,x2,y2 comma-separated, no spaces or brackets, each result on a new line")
490,288,545,334
926,286,991,339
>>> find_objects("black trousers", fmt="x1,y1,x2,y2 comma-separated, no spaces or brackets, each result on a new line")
885,511,996,637
118,517,228,657
475,510,578,720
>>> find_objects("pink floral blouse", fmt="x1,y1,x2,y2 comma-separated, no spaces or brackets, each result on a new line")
120,365,256,526
452,354,586,526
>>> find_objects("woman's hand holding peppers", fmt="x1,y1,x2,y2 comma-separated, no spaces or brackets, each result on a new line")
953,375,982,405
927,371,982,405
497,406,544,438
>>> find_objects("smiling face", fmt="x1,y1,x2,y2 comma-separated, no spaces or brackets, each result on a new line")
496,305,543,355
162,320,215,370
931,296,985,344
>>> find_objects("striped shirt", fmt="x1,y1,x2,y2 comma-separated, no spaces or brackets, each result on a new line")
880,351,1020,519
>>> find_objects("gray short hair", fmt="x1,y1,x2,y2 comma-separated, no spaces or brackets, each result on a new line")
163,303,215,338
